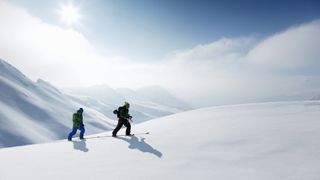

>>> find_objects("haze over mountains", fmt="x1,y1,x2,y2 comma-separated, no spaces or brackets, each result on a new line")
65,85,191,123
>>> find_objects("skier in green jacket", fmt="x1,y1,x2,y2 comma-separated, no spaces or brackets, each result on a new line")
112,101,132,137
68,108,85,141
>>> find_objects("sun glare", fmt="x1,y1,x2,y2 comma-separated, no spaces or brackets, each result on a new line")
58,4,81,25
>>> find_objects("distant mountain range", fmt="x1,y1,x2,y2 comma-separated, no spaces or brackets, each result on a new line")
64,85,192,123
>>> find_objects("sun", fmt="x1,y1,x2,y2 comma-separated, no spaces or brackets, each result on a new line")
58,4,81,25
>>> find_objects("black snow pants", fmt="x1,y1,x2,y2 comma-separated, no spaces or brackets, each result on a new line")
112,118,131,136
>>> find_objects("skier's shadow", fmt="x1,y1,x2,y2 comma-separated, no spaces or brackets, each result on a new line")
72,140,89,152
117,136,162,158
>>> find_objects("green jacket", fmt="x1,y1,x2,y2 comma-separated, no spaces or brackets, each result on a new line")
118,106,131,120
72,112,83,128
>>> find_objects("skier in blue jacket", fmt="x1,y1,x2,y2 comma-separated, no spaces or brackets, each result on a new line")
68,108,85,141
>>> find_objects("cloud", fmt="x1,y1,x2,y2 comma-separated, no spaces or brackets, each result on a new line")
173,37,257,64
247,20,320,71
165,20,320,107
172,19,320,71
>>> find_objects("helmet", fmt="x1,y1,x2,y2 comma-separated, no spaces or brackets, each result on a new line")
124,101,130,108
78,108,84,113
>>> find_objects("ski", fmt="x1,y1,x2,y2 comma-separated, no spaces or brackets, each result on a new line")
83,132,150,140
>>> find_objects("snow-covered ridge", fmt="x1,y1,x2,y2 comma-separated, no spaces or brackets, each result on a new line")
0,101,319,180
0,58,34,87
0,59,115,148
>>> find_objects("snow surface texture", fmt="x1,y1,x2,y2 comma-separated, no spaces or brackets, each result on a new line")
1,101,319,180
0,59,115,148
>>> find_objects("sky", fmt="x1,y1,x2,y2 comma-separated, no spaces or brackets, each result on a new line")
0,0,320,107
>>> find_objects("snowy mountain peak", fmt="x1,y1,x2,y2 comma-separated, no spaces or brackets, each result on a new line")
0,58,33,87
36,79,62,95
0,59,25,78
136,85,191,110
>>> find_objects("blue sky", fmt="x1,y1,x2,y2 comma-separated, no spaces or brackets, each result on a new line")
9,0,320,61
1,0,320,107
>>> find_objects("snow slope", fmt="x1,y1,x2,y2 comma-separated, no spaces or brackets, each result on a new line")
0,59,115,147
1,101,319,180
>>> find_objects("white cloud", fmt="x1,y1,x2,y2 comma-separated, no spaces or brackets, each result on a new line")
247,20,320,71
165,20,320,107
173,37,257,65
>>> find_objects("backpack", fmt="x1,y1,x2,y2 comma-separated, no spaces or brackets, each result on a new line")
113,106,123,118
